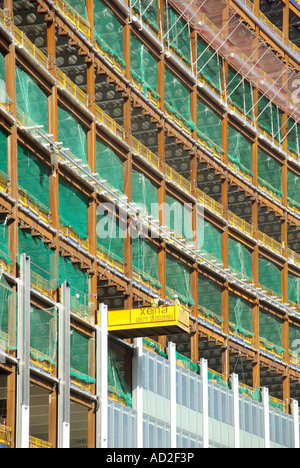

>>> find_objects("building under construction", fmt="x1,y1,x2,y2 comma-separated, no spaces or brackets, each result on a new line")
0,0,300,449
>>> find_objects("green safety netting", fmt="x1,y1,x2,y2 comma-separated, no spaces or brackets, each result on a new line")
257,148,282,199
0,126,7,176
164,68,195,132
15,66,48,131
59,177,88,240
166,253,194,306
165,194,192,241
176,350,200,373
288,272,300,305
130,34,160,101
0,223,9,265
0,274,17,352
258,256,281,296
94,0,125,68
59,256,90,319
287,117,299,155
57,104,88,166
287,168,300,209
197,217,223,265
0,48,10,110
197,36,222,93
228,292,253,337
258,93,283,142
108,349,132,407
30,305,57,365
96,138,124,195
143,337,167,359
228,237,252,281
259,308,284,355
70,329,95,384
132,167,158,219
17,144,50,212
227,124,253,176
228,66,253,119
132,236,161,289
71,0,88,21
197,98,223,155
165,5,191,65
198,273,223,323
96,209,125,263
132,0,159,33
289,323,300,354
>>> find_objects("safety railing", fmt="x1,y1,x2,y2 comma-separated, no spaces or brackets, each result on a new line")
59,223,89,252
94,40,125,76
197,188,223,218
30,351,55,376
0,423,11,448
53,0,91,40
228,211,253,238
0,171,9,194
97,246,126,277
227,160,253,183
198,306,224,333
131,135,160,171
57,69,89,108
18,188,51,225
29,436,53,449
228,322,254,347
287,248,300,268
71,370,95,393
165,106,193,135
259,337,285,362
289,351,300,371
165,164,191,194
132,266,162,295
258,231,283,257
13,24,50,71
31,271,55,300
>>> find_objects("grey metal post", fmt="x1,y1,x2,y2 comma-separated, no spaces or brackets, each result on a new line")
201,358,209,448
16,254,31,449
262,387,270,448
133,337,143,448
57,281,71,448
168,341,177,448
96,303,108,448
232,373,240,448
291,399,299,449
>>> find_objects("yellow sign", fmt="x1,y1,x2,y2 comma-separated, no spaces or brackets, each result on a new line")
107,305,190,338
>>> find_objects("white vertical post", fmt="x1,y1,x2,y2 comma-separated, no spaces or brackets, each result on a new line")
57,281,70,449
16,254,30,449
232,373,240,448
133,337,143,448
201,358,209,448
97,303,108,448
291,399,299,449
168,342,177,448
262,387,270,449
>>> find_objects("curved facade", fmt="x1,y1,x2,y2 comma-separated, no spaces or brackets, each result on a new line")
0,0,299,448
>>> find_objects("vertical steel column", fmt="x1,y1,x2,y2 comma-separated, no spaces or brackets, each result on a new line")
168,341,177,448
201,358,209,448
57,281,71,448
262,386,270,448
96,303,108,448
232,373,240,448
16,254,30,449
291,399,299,449
133,337,143,448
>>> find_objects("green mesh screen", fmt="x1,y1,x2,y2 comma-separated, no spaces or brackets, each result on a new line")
258,149,282,198
228,237,252,281
287,169,300,209
132,0,159,33
258,256,281,296
96,210,125,262
108,349,132,407
0,48,10,110
259,309,284,355
197,98,223,154
57,104,88,165
288,272,300,305
0,274,17,352
132,236,161,289
16,66,48,130
59,256,90,319
132,168,158,219
228,292,253,337
289,323,300,354
17,144,50,211
165,5,191,65
198,274,222,322
258,93,283,141
198,217,223,265
287,118,299,155
166,254,194,306
197,36,222,92
165,194,192,241
130,34,159,100
94,0,125,68
96,138,124,195
30,305,57,365
0,126,7,176
228,66,253,118
70,329,95,384
228,125,253,176
71,0,88,21
164,68,195,132
0,223,9,264
59,177,88,240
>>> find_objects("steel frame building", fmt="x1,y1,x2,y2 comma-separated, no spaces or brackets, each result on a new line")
0,0,299,448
